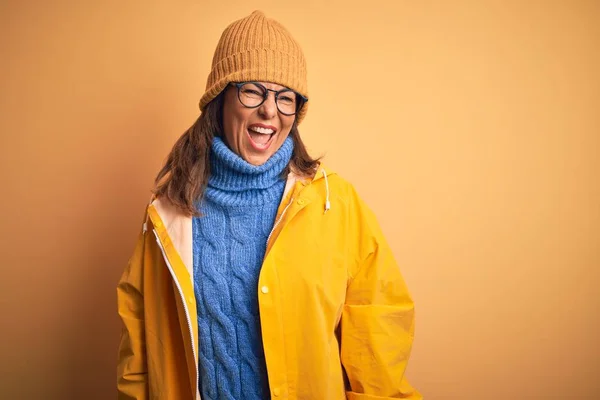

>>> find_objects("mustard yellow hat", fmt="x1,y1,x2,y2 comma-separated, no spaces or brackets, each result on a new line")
199,10,309,123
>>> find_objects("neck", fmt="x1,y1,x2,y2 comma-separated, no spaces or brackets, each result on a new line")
203,136,294,206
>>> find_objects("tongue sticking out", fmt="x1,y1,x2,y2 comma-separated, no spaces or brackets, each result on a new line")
249,131,271,145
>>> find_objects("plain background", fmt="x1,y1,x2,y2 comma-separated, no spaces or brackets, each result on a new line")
1,0,598,399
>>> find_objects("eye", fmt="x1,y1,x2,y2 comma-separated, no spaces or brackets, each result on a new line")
240,83,267,98
278,93,295,104
242,88,263,96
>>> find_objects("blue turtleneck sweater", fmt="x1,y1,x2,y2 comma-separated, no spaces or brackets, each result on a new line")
193,136,293,400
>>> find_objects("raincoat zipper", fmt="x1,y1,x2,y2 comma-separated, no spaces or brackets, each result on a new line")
267,197,294,247
152,229,200,399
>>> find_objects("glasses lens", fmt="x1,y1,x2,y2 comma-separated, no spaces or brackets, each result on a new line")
238,83,266,107
276,90,298,115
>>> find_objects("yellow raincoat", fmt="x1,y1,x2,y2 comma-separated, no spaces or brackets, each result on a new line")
117,167,421,399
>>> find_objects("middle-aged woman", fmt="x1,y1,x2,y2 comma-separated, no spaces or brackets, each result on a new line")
117,10,421,400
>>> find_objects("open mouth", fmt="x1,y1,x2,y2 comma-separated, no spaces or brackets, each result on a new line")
247,125,277,151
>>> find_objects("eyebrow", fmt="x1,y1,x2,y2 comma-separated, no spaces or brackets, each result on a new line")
253,82,290,92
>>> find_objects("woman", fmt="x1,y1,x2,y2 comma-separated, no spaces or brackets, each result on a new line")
117,10,421,400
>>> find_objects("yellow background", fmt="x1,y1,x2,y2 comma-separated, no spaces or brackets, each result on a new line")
1,1,598,398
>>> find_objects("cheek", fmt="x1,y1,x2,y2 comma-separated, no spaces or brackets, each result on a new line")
223,106,248,142
279,119,294,140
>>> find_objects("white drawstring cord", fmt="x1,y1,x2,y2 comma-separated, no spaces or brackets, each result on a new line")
322,169,331,214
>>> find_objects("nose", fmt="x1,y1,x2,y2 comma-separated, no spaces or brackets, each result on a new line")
258,91,277,119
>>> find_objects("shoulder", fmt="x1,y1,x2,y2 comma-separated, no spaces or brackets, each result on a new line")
147,196,191,229
303,165,377,224
313,165,365,205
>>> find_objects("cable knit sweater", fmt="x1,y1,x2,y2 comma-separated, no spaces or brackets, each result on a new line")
193,136,293,400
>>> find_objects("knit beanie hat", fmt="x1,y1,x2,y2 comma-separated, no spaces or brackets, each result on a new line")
199,10,309,123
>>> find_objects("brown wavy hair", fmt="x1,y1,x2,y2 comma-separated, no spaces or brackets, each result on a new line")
153,90,320,217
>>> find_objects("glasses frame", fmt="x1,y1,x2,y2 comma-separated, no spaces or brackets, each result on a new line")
231,81,308,116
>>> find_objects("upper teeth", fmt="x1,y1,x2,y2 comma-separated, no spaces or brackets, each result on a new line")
249,126,274,135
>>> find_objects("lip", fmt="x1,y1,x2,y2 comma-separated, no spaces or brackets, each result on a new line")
246,123,278,152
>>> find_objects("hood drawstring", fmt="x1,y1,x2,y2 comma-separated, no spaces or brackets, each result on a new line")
322,169,331,214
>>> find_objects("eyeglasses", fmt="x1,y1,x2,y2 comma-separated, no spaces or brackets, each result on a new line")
231,82,308,116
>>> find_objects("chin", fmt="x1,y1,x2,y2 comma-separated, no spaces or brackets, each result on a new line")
244,153,269,166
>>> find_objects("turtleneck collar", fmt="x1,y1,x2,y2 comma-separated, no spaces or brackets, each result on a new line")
203,136,294,207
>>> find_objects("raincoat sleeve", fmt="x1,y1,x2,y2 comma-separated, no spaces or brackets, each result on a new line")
117,225,149,399
341,186,422,399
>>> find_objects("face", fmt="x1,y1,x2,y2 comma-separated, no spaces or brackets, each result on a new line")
221,82,296,166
